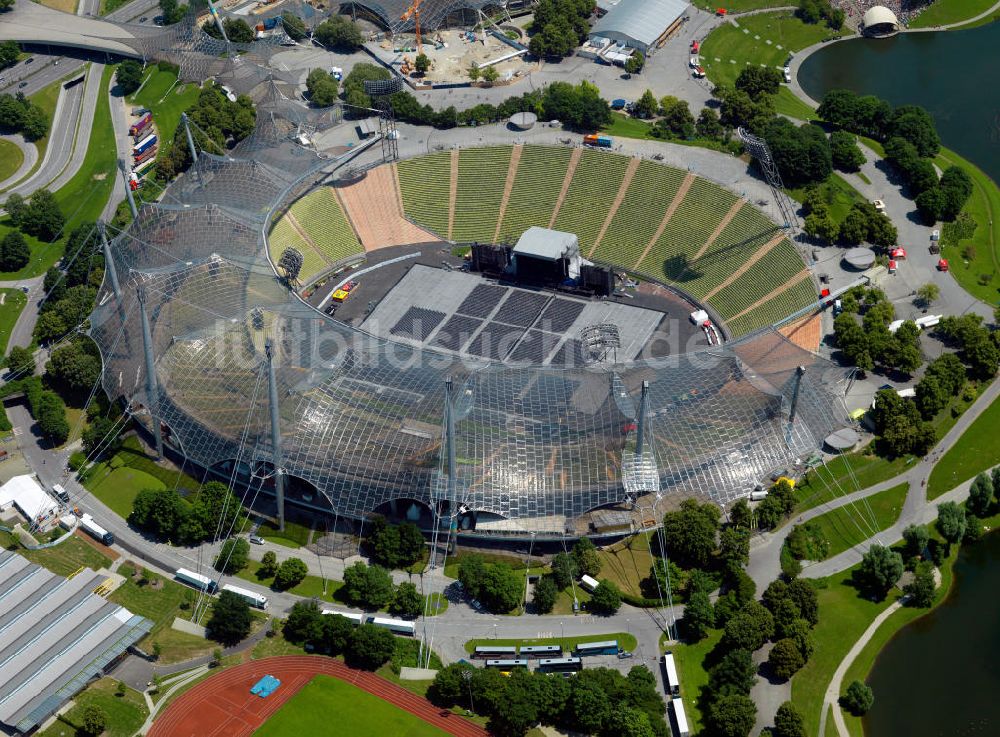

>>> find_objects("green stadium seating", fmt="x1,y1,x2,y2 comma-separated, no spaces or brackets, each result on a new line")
268,217,326,280
397,151,452,237
706,238,810,322
727,277,817,337
289,188,363,267
496,145,573,244
452,147,513,243
592,160,686,269
552,150,631,255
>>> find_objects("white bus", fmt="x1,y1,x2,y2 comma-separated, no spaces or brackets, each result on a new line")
485,659,528,670
671,697,690,737
174,567,217,593
322,610,364,625
537,656,582,673
663,652,680,696
579,574,600,592
221,583,268,609
367,616,415,636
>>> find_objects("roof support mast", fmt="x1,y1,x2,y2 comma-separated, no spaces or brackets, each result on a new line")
137,287,164,460
265,339,285,532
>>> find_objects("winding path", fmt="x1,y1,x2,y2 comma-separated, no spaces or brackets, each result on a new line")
0,134,38,192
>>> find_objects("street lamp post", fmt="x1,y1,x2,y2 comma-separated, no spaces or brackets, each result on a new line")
462,669,474,715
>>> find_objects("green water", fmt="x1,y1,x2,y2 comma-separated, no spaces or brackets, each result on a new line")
798,23,1000,184
862,530,1000,736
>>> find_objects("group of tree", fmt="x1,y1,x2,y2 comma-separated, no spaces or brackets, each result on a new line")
871,388,936,457
45,339,102,397
313,15,364,51
116,60,144,95
753,478,798,531
305,68,339,107
913,352,967,419
341,561,423,616
280,11,307,41
884,137,973,222
761,578,819,681
832,286,922,376
761,116,832,188
5,189,64,241
936,313,1000,379
0,231,30,272
282,600,399,670
158,0,188,25
128,481,245,545
527,0,593,59
213,536,250,574
532,537,605,613
0,91,49,141
0,41,19,69
34,224,102,344
829,130,866,172
430,660,667,737
256,550,310,590
366,517,425,569
796,0,845,28
458,554,525,614
206,589,253,645
155,83,256,181
203,17,256,43
629,91,701,141
24,377,70,445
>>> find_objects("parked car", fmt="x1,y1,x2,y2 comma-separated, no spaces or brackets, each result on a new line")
139,15,148,22
18,81,27,88
617,650,634,659
249,535,265,545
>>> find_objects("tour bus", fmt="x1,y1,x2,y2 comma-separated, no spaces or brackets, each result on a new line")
133,158,156,178
573,640,619,657
368,616,415,636
663,652,681,696
174,567,217,593
130,113,153,138
485,659,528,670
321,609,364,625
520,645,562,658
474,645,518,659
132,133,158,157
133,145,157,165
221,583,268,609
537,657,582,673
579,574,600,593
78,513,114,546
671,698,691,737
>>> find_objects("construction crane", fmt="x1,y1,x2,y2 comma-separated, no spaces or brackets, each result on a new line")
400,0,424,55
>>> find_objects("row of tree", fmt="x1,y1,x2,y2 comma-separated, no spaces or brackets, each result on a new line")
343,561,424,617
283,600,399,670
5,189,64,242
128,481,245,545
833,286,921,376
430,660,667,737
796,0,845,28
0,91,49,142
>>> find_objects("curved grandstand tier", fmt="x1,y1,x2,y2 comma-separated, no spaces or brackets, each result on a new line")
91,111,846,534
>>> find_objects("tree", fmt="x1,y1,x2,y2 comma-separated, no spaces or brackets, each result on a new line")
696,107,724,140
4,345,33,377
719,526,751,570
572,537,601,576
458,554,486,598
0,230,30,271
803,205,840,243
857,544,903,599
936,501,967,548
117,60,144,95
35,390,69,444
632,89,658,119
773,701,807,737
283,600,323,644
116,680,127,697
682,589,715,640
211,648,223,667
280,12,307,41
709,693,757,737
532,576,557,613
656,96,695,139
550,552,577,589
830,130,865,172
480,65,499,85
343,561,394,609
967,472,993,517
260,549,278,577
730,498,752,529
916,282,940,308
429,662,477,707
390,581,423,617
624,50,645,75
768,638,805,680
467,64,481,82
19,189,64,241
709,648,756,696
841,680,874,716
787,579,819,626
159,0,187,24
735,65,782,100
45,341,101,394
0,42,19,67
479,563,522,613
662,498,720,568
589,580,622,614
902,523,929,559
414,53,431,74
273,557,308,590
347,623,396,670
723,600,774,652
903,560,936,607
80,704,108,736
305,68,339,108
214,537,250,573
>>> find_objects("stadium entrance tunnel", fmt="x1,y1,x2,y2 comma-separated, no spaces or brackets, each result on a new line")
370,497,435,529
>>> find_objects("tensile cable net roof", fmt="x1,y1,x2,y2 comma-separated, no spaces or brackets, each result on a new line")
90,106,847,532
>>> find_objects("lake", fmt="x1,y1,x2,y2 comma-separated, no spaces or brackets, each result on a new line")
798,23,1000,184
863,529,1000,736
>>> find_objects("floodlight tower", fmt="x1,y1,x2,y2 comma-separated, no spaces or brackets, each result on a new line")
737,127,799,230
363,76,403,162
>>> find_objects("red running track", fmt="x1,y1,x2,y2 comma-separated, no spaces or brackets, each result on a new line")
147,656,488,737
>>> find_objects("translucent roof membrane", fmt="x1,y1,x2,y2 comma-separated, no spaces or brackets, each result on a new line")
90,106,847,526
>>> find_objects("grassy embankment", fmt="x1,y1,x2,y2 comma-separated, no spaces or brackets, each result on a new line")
908,0,997,27
0,140,24,183
792,482,908,561
927,387,1000,498
35,678,148,737
0,288,27,354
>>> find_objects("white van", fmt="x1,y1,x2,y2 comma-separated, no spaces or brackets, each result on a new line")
52,484,69,502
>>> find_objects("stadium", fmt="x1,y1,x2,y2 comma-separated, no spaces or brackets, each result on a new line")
89,97,848,544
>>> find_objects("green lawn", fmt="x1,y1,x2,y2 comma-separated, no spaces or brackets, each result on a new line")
463,632,637,654
932,146,1000,304
909,0,996,27
22,535,113,577
85,465,165,518
774,86,819,121
0,139,24,183
700,12,842,89
36,677,148,737
99,0,135,13
255,675,449,737
127,68,201,156
596,530,655,598
691,0,791,11
790,569,901,736
236,559,345,603
443,551,544,579
951,3,1000,27
788,171,866,224
669,629,723,734
794,451,914,514
599,113,732,153
927,390,1000,498
257,518,312,548
0,288,27,354
796,482,908,560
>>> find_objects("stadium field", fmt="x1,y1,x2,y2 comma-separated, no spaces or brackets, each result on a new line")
253,675,449,737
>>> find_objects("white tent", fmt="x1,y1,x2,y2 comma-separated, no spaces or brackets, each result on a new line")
0,475,58,524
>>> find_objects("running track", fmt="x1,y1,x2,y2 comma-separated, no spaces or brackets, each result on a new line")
147,656,488,737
